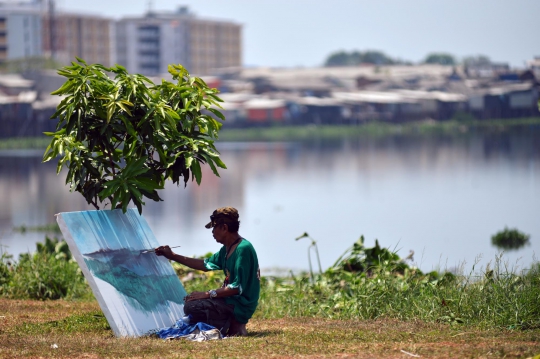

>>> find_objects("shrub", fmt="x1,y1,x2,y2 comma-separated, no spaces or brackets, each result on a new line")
491,227,530,250
0,237,91,300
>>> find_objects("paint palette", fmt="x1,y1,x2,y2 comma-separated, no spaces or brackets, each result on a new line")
57,209,187,337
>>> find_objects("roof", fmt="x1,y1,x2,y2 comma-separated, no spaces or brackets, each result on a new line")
0,75,34,88
297,96,343,106
487,82,534,96
333,91,417,104
243,98,286,109
392,89,467,102
218,93,258,103
32,94,63,110
0,90,37,104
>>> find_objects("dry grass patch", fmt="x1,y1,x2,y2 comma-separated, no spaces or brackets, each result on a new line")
1,299,539,358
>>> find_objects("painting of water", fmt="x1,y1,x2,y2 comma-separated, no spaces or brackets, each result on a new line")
56,209,187,337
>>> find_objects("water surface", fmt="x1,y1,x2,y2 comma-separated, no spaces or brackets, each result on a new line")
1,127,539,274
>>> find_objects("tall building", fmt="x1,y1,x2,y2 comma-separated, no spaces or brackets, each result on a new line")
42,12,113,66
116,7,241,76
0,1,43,63
116,9,190,76
188,17,242,76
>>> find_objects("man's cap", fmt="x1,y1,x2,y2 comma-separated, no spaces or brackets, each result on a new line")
205,207,239,228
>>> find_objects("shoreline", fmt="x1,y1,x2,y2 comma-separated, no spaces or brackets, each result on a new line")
0,117,539,150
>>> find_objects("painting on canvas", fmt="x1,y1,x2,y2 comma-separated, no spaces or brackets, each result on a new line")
57,209,187,337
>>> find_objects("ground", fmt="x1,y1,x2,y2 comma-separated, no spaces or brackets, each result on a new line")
0,299,539,358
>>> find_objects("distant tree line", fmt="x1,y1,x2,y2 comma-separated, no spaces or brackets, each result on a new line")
0,56,63,74
325,50,406,66
324,50,495,67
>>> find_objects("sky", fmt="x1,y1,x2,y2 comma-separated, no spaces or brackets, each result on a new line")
57,0,539,68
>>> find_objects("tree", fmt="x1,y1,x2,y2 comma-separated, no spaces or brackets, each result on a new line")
43,58,226,214
491,227,530,251
324,50,395,67
360,51,395,65
325,51,352,67
423,53,456,66
463,55,491,67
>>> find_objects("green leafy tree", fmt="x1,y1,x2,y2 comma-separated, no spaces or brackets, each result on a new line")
43,58,226,214
325,50,395,67
360,51,395,65
463,55,491,67
491,227,530,251
325,51,352,67
423,52,456,66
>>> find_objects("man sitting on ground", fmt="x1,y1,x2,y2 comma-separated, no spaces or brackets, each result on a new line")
155,207,260,336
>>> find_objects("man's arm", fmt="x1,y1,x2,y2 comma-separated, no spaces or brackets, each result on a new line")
185,286,240,302
155,245,209,272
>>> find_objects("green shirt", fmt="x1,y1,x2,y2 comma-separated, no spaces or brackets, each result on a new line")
204,238,260,324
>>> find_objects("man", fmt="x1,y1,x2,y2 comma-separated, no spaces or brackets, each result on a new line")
155,207,260,336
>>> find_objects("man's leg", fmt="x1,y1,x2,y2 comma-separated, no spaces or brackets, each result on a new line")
228,317,248,336
184,298,234,334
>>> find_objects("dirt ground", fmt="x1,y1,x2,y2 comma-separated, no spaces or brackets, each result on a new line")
1,299,539,358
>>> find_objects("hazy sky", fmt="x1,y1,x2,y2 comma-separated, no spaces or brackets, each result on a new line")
58,0,539,68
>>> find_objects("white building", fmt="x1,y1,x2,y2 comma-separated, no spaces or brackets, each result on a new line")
527,57,540,80
116,9,190,76
115,7,241,76
0,1,43,63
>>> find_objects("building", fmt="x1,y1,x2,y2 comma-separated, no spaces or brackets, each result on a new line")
0,1,43,63
188,17,241,76
527,57,540,80
115,9,190,76
115,7,241,76
42,12,113,66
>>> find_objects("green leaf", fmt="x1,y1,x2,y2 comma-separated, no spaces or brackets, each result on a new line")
201,153,221,177
75,56,87,64
98,185,118,201
185,153,193,168
212,156,227,169
207,108,226,121
191,158,202,185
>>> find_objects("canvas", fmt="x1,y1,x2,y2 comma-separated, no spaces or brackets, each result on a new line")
57,209,187,337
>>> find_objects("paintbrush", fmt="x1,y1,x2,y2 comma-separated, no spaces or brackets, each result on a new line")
140,245,181,254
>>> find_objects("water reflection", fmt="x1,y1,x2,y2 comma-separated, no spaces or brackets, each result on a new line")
0,126,539,274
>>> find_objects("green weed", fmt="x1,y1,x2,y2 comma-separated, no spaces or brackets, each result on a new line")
2,235,538,331
0,237,91,300
255,248,540,330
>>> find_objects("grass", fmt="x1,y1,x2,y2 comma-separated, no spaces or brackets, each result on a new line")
1,299,539,358
1,239,539,357
0,136,51,150
218,117,540,142
12,223,62,234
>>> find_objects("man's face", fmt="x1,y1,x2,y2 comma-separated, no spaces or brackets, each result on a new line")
212,223,226,243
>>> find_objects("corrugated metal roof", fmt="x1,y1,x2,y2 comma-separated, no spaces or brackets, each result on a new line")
392,90,467,102
244,98,286,109
0,75,34,88
297,96,343,106
333,91,417,104
487,82,534,95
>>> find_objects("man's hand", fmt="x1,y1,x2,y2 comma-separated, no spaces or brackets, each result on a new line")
154,248,208,271
185,291,209,302
155,245,174,260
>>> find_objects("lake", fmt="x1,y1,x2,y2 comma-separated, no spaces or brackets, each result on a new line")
0,126,539,275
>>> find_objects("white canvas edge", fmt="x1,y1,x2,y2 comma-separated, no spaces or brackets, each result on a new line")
56,213,123,337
